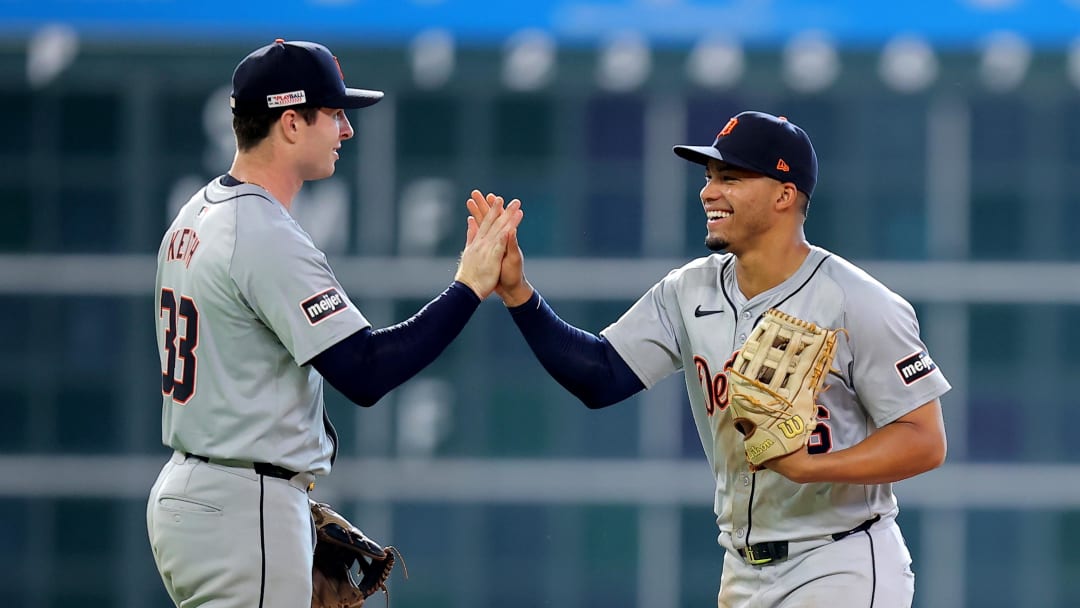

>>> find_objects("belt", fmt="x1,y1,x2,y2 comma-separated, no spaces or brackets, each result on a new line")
738,515,882,566
184,452,298,481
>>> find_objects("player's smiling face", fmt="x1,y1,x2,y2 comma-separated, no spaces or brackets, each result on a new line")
299,107,354,180
700,159,784,254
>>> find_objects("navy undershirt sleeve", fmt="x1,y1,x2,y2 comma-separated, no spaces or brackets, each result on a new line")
310,281,480,407
507,290,644,409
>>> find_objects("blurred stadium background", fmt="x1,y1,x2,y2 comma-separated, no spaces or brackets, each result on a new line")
3,0,1080,606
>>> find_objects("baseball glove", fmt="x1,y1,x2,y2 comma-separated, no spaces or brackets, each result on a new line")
310,500,403,608
726,309,843,470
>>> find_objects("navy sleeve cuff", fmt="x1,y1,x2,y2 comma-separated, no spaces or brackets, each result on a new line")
505,290,644,408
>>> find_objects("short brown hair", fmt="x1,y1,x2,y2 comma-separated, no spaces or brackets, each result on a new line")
233,106,320,151
798,192,811,217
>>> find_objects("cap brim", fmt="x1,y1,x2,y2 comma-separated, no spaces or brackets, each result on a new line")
341,88,384,108
672,145,764,176
672,145,723,166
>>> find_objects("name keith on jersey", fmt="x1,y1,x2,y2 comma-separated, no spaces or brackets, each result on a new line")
165,228,200,268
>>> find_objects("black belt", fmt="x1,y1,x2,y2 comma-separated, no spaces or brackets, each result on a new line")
184,453,298,481
738,515,882,566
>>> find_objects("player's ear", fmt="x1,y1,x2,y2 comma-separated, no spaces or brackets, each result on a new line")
279,109,302,144
774,182,799,212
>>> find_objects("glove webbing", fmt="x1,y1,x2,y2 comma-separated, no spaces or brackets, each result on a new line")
358,546,407,607
736,311,824,391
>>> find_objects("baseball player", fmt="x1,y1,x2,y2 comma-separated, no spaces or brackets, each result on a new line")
146,39,521,608
470,111,949,607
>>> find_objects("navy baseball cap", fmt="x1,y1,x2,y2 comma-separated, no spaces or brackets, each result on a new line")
230,39,384,115
673,111,818,199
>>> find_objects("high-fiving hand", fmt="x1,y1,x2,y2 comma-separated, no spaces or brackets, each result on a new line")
454,194,523,299
465,190,534,306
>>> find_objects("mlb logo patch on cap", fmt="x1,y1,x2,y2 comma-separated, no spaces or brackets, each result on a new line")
266,90,307,108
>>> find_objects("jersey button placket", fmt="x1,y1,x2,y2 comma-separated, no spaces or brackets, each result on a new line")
730,467,752,543
732,308,756,542
734,309,753,346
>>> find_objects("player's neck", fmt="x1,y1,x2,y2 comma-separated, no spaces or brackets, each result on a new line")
734,236,811,300
229,153,303,210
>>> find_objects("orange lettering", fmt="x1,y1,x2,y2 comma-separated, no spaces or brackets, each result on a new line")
184,234,200,268
175,229,189,259
718,117,738,137
167,230,181,261
776,158,790,172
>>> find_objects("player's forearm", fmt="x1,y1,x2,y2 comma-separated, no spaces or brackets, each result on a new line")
312,281,480,406
507,290,644,408
795,419,947,484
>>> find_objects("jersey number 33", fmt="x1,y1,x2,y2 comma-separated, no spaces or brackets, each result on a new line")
160,288,199,404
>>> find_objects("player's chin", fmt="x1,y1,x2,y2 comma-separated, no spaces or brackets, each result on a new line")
705,235,730,252
310,163,337,181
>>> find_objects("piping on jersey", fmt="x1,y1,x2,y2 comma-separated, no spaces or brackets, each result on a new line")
258,476,267,608
867,530,878,607
746,472,759,548
202,185,275,207
717,254,832,350
721,253,832,549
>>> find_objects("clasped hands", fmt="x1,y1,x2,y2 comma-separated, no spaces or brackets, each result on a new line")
454,189,533,306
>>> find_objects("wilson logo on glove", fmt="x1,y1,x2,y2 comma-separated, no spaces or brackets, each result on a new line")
777,415,806,439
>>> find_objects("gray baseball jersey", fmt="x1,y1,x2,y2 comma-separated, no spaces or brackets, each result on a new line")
602,245,950,544
155,177,369,475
